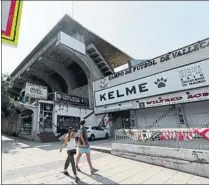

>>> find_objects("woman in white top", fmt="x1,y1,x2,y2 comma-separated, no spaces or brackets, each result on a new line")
60,128,80,182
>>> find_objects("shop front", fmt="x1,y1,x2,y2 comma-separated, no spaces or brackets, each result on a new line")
93,38,209,132
18,88,93,141
52,92,91,134
20,109,33,135
134,86,209,129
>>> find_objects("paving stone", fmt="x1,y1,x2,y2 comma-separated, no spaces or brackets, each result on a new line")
11,177,27,184
110,165,150,183
120,166,163,184
141,168,178,184
25,178,42,184
186,175,209,184
164,172,193,184
2,180,14,184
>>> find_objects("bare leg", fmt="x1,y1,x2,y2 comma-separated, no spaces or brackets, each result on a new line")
85,153,93,169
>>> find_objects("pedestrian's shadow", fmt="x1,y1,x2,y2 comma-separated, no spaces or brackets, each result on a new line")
71,181,88,185
62,172,88,184
80,171,118,184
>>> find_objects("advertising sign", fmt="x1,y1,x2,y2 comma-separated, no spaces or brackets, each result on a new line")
25,83,48,100
55,92,89,107
143,87,209,108
1,0,23,46
95,60,209,106
95,86,209,114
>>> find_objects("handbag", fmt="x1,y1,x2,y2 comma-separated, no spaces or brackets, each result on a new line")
70,149,77,155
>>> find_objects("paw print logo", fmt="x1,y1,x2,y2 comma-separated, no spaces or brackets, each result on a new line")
154,78,167,88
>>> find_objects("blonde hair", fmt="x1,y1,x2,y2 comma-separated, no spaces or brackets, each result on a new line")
68,129,75,138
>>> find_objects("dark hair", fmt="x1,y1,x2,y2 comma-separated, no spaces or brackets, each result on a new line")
80,120,86,126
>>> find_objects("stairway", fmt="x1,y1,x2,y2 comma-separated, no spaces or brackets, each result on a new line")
86,43,114,76
38,132,58,143
83,110,94,119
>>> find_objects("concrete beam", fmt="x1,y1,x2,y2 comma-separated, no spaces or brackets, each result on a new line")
12,82,24,89
17,76,28,82
11,35,58,81
8,88,21,95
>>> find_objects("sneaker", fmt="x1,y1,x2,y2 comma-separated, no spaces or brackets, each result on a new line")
91,168,99,174
75,176,80,182
64,171,69,176
76,166,81,172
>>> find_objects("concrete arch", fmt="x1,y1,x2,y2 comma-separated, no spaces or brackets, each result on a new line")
63,47,94,107
28,68,62,93
41,58,74,94
62,46,93,83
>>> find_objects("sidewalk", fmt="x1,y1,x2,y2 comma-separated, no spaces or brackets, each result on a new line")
2,135,209,184
89,139,112,154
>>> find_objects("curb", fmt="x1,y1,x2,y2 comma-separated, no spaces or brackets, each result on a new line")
90,146,111,154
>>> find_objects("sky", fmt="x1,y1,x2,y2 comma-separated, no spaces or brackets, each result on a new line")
2,1,209,74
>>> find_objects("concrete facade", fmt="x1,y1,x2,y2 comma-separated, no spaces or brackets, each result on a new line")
10,15,132,109
7,15,132,141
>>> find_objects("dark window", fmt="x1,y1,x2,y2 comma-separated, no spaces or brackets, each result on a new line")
92,126,97,130
97,127,104,131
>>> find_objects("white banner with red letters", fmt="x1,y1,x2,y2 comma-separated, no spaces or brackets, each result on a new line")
118,128,209,142
141,86,209,108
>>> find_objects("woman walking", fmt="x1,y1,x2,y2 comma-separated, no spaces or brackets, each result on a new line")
60,128,80,182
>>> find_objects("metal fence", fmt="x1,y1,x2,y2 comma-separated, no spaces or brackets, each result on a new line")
114,127,209,151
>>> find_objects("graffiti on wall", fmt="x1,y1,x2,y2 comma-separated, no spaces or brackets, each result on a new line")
98,114,111,128
159,129,196,141
118,128,209,142
57,115,80,130
195,128,209,141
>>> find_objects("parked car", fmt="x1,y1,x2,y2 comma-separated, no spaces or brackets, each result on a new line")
75,126,110,141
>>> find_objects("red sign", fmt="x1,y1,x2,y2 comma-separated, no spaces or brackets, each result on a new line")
145,91,209,107
1,0,23,46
